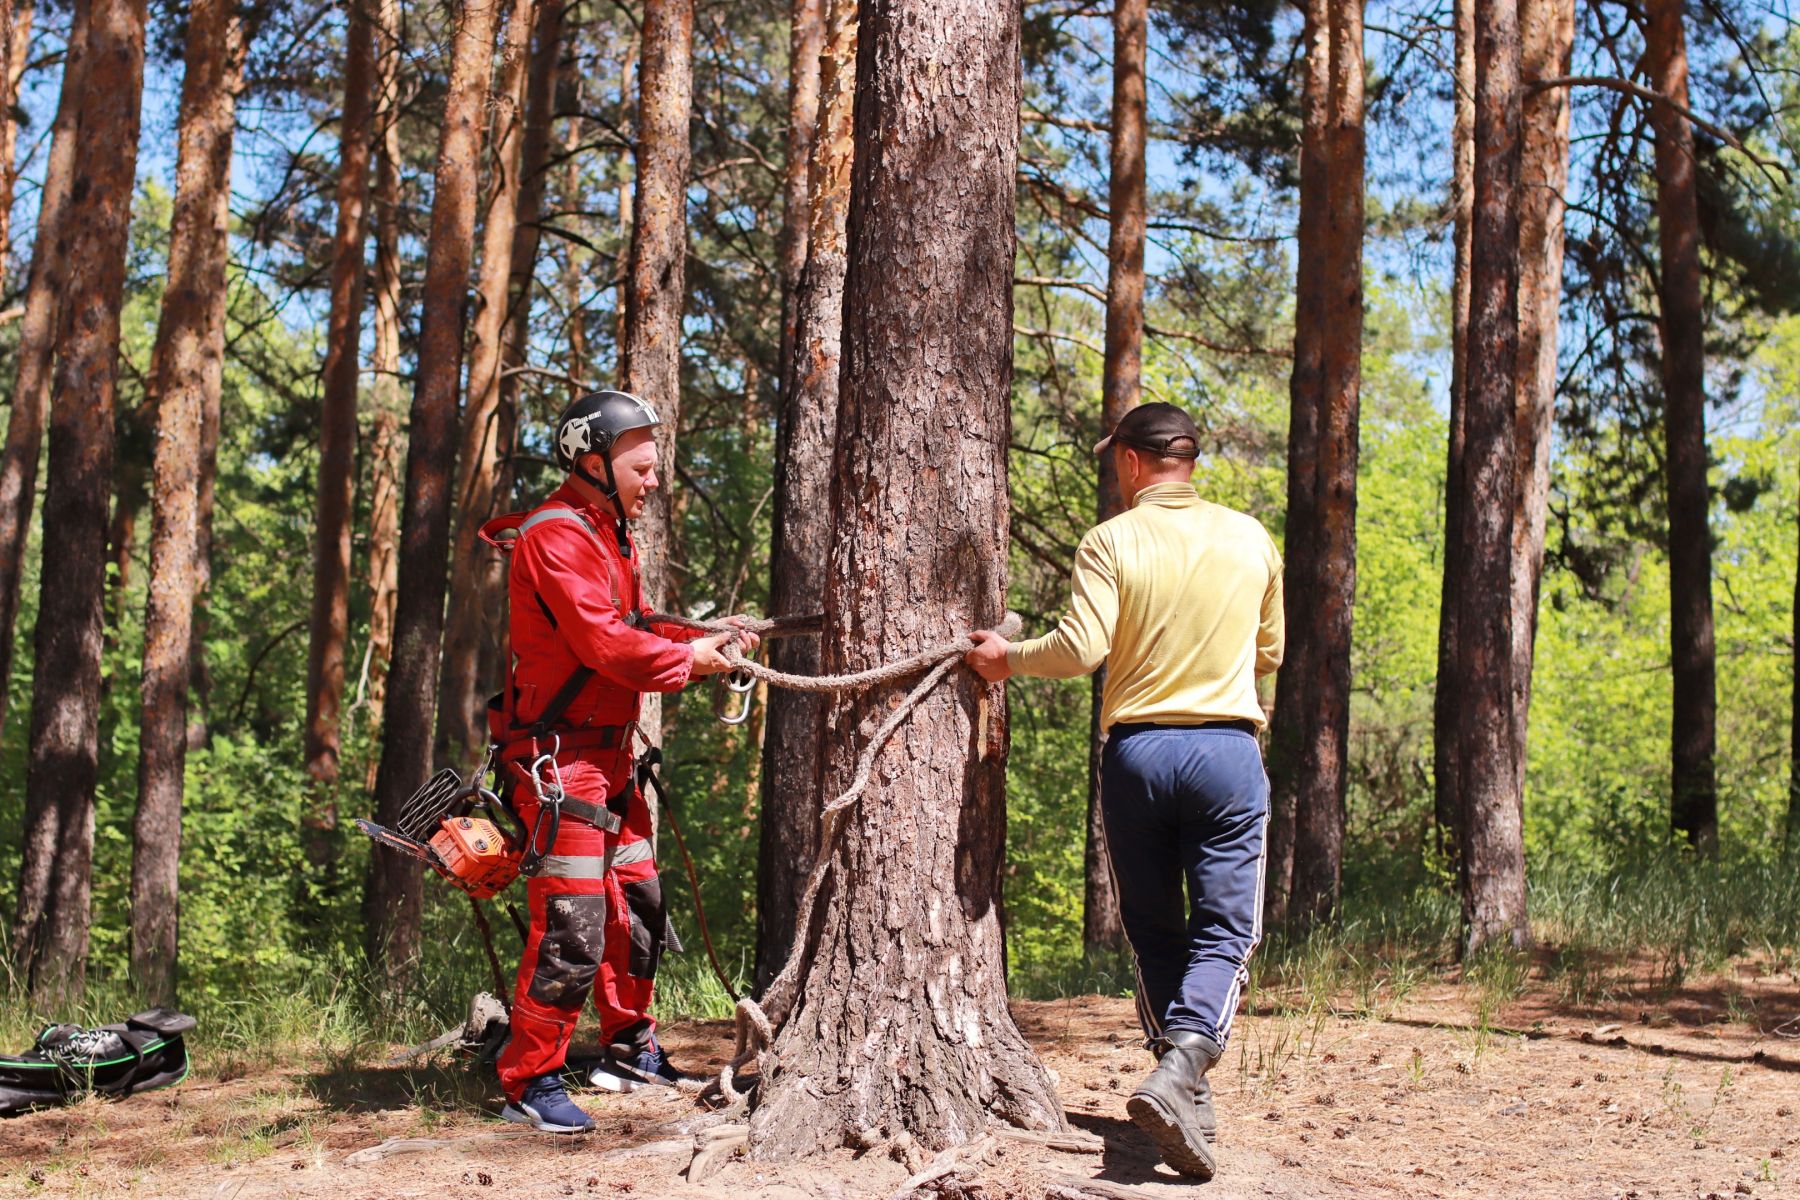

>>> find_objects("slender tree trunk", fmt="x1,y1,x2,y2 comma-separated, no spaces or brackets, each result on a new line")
559,97,590,394
1645,0,1716,854
362,0,405,752
621,0,693,750
1265,0,1328,928
1508,0,1572,799
364,0,500,986
303,0,379,788
754,0,855,995
1456,0,1526,955
1433,0,1476,871
777,0,823,394
11,0,146,1003
1267,0,1352,928
0,0,89,745
1083,0,1147,954
439,0,539,763
130,0,245,1004
0,0,32,290
746,0,1063,1155
1284,0,1364,924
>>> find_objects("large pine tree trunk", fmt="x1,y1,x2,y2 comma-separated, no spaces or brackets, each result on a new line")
1083,0,1145,956
303,0,378,787
1456,0,1526,955
1645,0,1716,853
746,0,1063,1155
439,0,539,763
130,0,245,1003
1267,0,1361,927
755,0,855,994
1508,0,1572,799
621,0,693,725
10,0,146,1002
0,0,89,745
1264,0,1329,927
364,0,500,984
1433,0,1476,870
777,0,822,390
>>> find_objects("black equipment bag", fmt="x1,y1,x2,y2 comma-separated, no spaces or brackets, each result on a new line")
0,1008,196,1116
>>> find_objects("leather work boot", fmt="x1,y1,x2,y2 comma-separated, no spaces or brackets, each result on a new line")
1126,1030,1221,1179
1196,1074,1218,1145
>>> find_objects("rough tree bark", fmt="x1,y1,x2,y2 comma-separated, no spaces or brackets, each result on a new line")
1082,0,1146,956
303,0,378,788
746,0,1064,1155
1645,0,1717,854
1456,0,1527,955
1268,0,1362,928
129,0,245,1004
755,0,855,994
11,0,147,1002
0,0,28,289
777,0,822,390
1265,0,1329,925
364,0,500,984
1433,0,1475,869
620,0,693,747
0,0,89,745
1508,0,1573,800
439,0,540,763
361,0,406,747
1286,0,1364,923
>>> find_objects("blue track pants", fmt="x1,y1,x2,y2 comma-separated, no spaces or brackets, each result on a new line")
1100,722,1270,1051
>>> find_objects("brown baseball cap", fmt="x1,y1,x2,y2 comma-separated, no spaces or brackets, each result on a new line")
1093,402,1200,459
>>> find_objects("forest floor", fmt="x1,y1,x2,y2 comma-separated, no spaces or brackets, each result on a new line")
2,955,1796,1200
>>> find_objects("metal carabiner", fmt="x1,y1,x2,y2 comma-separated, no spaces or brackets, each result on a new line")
712,665,757,726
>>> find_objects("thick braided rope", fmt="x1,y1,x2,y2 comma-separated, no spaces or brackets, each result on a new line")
713,611,1022,1105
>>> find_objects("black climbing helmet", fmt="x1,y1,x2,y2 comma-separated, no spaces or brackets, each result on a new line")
552,389,661,552
553,389,661,476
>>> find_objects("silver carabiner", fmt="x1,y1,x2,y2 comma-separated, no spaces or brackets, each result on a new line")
713,666,756,726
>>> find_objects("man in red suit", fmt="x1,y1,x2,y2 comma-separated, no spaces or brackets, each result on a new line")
482,390,755,1132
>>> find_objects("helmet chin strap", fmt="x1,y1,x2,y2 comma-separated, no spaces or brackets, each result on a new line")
581,449,633,556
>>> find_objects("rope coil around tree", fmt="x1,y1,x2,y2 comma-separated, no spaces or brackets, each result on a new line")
658,609,1024,1108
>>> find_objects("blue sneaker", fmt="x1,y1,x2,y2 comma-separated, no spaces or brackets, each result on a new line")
589,1038,687,1092
500,1073,596,1133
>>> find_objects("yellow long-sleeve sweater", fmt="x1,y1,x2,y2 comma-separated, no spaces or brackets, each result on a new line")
1007,481,1284,732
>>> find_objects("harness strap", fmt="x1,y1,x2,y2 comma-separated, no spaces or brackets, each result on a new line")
496,726,626,759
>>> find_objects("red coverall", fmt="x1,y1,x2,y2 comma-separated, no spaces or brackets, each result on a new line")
483,482,700,1102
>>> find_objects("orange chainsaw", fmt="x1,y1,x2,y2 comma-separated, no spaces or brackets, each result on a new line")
356,764,527,900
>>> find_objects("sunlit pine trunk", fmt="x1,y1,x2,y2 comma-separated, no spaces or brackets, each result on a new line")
12,0,147,1002
755,0,855,994
303,0,378,789
1507,0,1573,813
620,0,693,749
439,0,540,763
0,0,89,747
1456,0,1527,955
365,0,501,988
130,0,246,1004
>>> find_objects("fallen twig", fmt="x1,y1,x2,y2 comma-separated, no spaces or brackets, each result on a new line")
995,1125,1105,1154
888,1134,996,1199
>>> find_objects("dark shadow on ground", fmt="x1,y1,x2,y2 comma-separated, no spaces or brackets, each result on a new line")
1068,1110,1191,1187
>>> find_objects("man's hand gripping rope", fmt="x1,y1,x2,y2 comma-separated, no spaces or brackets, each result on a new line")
661,610,1025,1108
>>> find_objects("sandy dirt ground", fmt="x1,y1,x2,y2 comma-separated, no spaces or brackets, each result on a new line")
3,962,1796,1200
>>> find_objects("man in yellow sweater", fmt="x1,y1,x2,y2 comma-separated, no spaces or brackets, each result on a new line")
966,402,1283,1181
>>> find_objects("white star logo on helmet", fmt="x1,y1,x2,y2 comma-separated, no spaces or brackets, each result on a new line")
558,417,591,463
